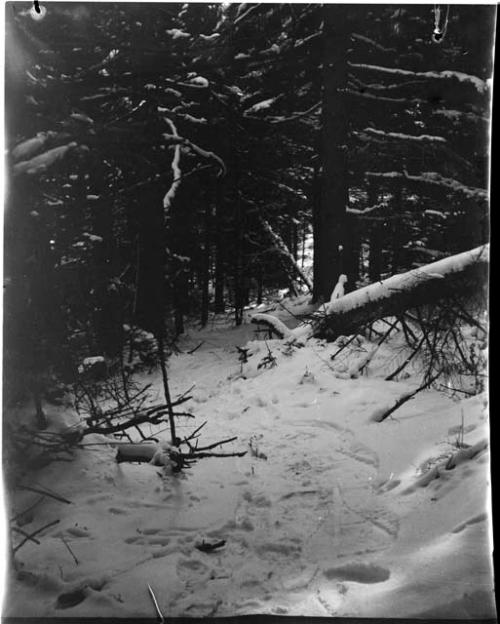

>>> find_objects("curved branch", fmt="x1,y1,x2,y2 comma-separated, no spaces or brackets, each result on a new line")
162,133,226,176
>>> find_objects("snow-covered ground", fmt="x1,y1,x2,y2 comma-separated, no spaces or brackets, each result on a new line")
2,297,495,618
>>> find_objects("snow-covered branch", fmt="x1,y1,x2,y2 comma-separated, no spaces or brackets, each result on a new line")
250,313,294,339
365,171,487,200
261,219,312,292
349,63,488,94
347,202,387,216
11,131,59,162
362,128,446,144
255,174,307,200
13,142,78,177
351,33,396,53
162,133,226,176
268,101,321,125
162,118,182,212
346,88,422,107
234,3,262,25
350,75,428,93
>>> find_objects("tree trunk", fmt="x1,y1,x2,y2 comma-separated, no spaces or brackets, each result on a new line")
368,182,383,282
311,160,322,301
314,5,350,301
135,192,166,336
345,212,360,290
256,265,263,304
200,201,211,327
214,210,225,314
391,184,404,273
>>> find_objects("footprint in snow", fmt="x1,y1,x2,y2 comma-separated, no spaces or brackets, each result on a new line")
323,562,390,584
242,491,272,507
255,539,302,557
108,507,128,515
451,512,487,534
56,526,91,539
176,557,211,582
124,534,171,546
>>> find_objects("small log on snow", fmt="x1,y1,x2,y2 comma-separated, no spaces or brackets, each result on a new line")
314,245,488,339
116,440,247,467
116,443,156,463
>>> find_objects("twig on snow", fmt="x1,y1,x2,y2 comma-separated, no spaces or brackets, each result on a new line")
13,519,60,554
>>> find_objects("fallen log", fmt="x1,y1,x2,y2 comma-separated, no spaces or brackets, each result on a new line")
251,245,488,342
116,440,247,469
116,443,157,463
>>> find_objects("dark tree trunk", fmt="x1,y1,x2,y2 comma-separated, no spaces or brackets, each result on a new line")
391,184,404,273
33,387,47,430
301,220,307,269
256,265,263,304
368,182,383,282
92,198,122,356
200,201,211,327
214,186,225,314
292,221,299,261
345,213,360,290
314,5,350,301
135,191,166,336
311,161,322,302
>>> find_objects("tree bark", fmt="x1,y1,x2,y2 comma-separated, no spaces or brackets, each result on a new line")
314,5,350,301
368,182,383,282
391,184,404,273
214,207,225,313
200,201,211,327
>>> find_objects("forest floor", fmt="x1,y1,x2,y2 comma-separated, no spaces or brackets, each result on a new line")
2,296,495,619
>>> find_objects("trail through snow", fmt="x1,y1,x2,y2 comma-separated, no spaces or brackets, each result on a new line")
3,301,495,619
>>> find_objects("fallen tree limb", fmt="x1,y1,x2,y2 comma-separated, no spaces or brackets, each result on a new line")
12,519,60,554
385,334,426,381
250,313,294,339
316,245,488,339
116,441,247,466
252,245,488,343
370,371,441,422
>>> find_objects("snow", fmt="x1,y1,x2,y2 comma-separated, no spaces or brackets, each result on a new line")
11,132,57,162
3,299,494,619
327,274,347,311
244,97,278,115
166,29,191,40
425,209,447,219
250,313,294,339
188,76,209,88
199,33,220,42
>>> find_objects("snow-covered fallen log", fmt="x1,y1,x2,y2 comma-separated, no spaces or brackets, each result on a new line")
13,142,78,177
251,245,488,343
314,244,488,339
250,313,295,339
